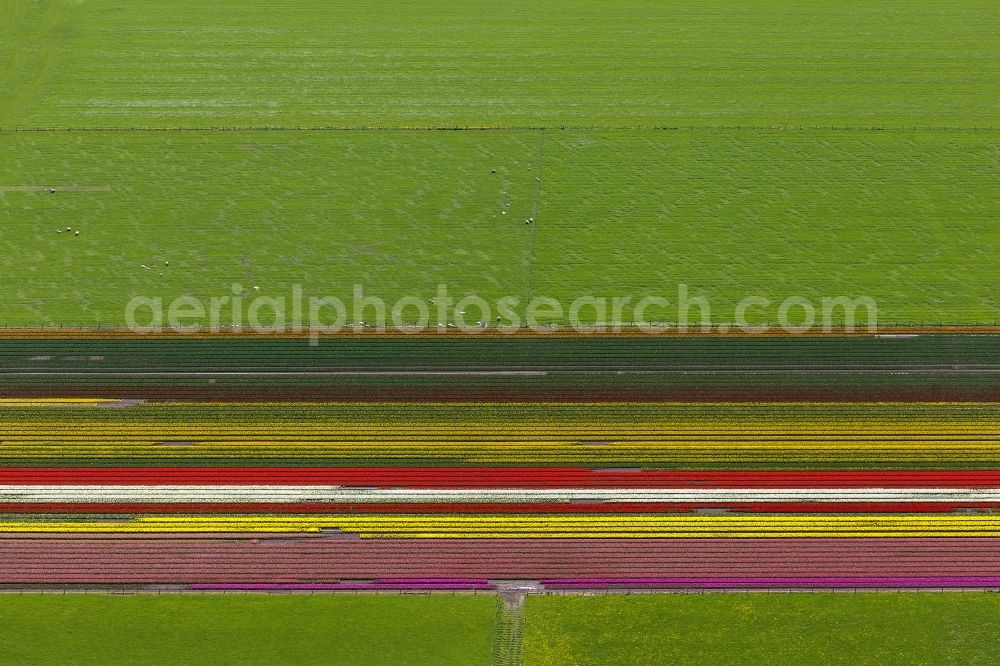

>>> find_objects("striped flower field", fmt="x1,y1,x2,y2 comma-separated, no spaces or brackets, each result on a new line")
4,1,1000,660
1,402,998,468
1,399,998,591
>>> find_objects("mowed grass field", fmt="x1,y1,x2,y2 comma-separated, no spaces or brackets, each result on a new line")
0,131,540,325
523,593,1000,665
1,1,997,128
1,129,997,326
1,1,998,327
0,594,497,665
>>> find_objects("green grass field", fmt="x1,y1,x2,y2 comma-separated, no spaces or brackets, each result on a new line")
0,130,539,326
0,594,497,665
2,129,997,326
534,130,999,325
523,593,1000,665
1,1,997,128
1,1,998,327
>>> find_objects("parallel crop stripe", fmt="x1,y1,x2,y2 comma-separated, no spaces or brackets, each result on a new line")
7,441,992,447
538,577,1000,589
0,449,996,463
5,515,1000,537
3,468,1000,487
1,452,997,468
5,423,999,434
6,502,999,514
3,487,1000,503
3,436,1000,440
0,399,111,406
2,440,999,449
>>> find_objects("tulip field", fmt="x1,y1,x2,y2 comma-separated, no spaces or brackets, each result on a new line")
0,337,999,666
0,401,999,469
1,399,999,584
3,0,999,663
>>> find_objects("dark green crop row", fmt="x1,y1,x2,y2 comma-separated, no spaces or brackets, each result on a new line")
0,336,997,372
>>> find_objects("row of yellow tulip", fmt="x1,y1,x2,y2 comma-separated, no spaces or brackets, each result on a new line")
3,514,1000,537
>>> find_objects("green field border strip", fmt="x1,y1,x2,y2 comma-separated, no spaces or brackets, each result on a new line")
1,125,999,133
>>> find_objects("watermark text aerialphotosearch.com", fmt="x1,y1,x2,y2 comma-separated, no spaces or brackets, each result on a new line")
125,283,878,343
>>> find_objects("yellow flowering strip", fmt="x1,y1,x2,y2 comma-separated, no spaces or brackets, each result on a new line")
3,514,1000,538
2,402,998,466
0,399,116,407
